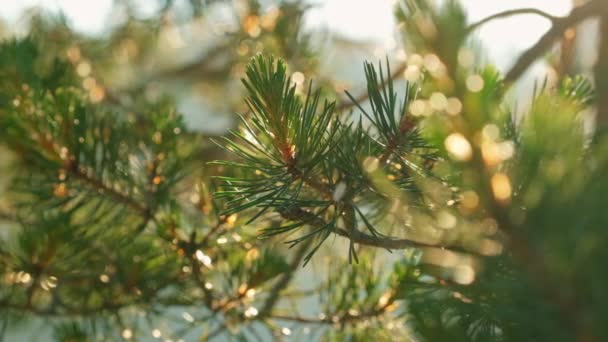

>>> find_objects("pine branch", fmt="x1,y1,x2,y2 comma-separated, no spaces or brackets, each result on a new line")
15,126,154,222
504,0,602,86
466,8,557,33
280,205,469,252
0,271,181,318
0,302,127,317
490,206,597,341
377,116,417,164
68,162,150,218
269,305,389,325
467,148,598,340
152,42,233,81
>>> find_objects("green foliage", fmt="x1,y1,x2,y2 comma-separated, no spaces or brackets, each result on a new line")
213,55,442,267
1,1,608,341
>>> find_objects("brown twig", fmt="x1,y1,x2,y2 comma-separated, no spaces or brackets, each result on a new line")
503,0,602,86
466,8,557,34
280,205,471,253
378,116,417,164
333,227,435,250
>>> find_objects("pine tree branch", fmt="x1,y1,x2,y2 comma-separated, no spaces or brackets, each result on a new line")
269,306,389,325
197,215,230,248
269,293,396,325
151,42,233,81
333,226,435,250
504,0,602,86
274,118,333,200
68,162,150,218
0,274,178,318
10,131,154,222
0,302,127,317
378,116,417,164
466,8,557,34
286,164,333,200
467,154,598,340
280,205,469,252
490,206,597,341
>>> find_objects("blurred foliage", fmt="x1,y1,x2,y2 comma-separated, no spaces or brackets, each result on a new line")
1,0,608,341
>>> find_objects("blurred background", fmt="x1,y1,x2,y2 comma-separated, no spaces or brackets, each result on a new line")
0,0,594,135
0,1,601,341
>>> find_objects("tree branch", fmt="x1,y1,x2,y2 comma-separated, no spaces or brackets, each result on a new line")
594,3,608,131
504,0,602,85
69,163,150,218
280,205,470,253
466,8,557,34
333,227,436,250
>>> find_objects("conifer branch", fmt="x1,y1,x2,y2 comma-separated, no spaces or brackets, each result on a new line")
269,304,390,325
68,162,151,218
467,154,597,340
280,205,464,252
378,115,417,164
0,273,179,318
490,207,596,341
466,8,557,33
503,0,602,85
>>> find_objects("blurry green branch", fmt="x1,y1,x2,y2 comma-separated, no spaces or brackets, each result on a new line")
2,0,608,341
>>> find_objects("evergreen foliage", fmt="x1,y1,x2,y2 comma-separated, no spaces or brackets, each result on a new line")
1,1,608,341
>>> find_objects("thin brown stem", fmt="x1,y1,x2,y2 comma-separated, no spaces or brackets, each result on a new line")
378,116,416,164
504,0,602,86
378,139,399,164
280,205,471,253
466,8,557,34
